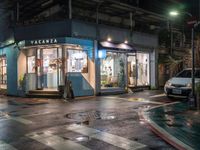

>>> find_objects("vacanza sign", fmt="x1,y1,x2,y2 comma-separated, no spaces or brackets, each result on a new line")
30,39,58,45
25,38,66,46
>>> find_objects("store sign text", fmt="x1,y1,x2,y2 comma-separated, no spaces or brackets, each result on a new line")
30,39,58,45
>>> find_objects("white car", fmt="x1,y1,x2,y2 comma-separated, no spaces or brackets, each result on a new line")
164,68,200,98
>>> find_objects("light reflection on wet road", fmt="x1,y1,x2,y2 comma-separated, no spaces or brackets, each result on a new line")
0,91,176,150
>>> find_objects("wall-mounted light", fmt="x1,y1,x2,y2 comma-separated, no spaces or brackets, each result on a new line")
124,40,128,44
8,40,14,44
107,37,112,42
98,50,107,59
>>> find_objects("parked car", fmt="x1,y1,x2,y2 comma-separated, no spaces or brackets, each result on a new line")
164,68,200,98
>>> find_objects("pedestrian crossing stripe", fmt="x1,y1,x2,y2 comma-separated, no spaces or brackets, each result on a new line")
26,124,146,150
66,124,146,150
27,131,90,150
0,111,33,125
0,140,17,150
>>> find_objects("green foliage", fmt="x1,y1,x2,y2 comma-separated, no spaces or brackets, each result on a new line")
118,59,125,88
19,75,24,87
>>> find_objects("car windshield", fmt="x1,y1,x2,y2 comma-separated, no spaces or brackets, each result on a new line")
176,70,200,78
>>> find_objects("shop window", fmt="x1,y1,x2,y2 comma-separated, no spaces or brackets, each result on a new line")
128,55,136,86
27,56,35,73
100,52,125,89
137,53,150,86
0,56,7,89
67,50,88,73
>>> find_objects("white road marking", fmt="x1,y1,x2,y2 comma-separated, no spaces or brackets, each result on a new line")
0,111,33,125
105,96,163,104
19,111,56,117
66,124,146,150
149,93,166,98
0,140,17,150
8,116,33,125
27,131,90,150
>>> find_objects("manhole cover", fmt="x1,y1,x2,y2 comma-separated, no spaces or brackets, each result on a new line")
65,110,116,122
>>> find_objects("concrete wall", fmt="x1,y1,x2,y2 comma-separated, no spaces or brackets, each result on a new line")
71,20,158,48
14,19,158,49
14,20,71,41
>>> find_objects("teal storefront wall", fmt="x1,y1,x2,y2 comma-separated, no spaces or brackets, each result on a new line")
0,44,19,96
19,37,95,97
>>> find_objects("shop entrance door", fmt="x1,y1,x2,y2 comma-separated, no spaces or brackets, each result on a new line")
127,54,137,87
36,48,59,91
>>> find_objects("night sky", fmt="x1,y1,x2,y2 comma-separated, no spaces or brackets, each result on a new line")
139,0,200,18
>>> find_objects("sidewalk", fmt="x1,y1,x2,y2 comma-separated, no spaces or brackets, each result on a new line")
143,102,200,150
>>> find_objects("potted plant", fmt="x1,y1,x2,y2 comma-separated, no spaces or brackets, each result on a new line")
18,74,26,96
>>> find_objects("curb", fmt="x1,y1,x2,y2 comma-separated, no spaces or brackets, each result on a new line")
139,102,194,150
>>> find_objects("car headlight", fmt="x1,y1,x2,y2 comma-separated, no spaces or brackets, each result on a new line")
186,83,192,87
165,81,172,87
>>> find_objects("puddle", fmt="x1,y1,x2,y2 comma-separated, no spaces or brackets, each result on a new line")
75,136,90,142
65,110,116,123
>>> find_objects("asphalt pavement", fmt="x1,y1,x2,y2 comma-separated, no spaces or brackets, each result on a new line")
0,90,177,150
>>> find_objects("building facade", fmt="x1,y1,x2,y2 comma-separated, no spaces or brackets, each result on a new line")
0,20,158,97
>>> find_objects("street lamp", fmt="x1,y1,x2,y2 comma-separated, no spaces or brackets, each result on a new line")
169,10,196,105
169,11,179,16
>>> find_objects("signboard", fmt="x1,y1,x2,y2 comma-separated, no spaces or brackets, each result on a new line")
25,38,65,46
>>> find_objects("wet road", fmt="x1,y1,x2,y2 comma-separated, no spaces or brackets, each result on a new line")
0,90,177,150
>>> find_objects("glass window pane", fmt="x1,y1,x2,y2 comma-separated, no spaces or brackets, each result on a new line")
0,56,7,89
128,55,136,86
137,53,149,86
28,56,35,73
67,50,88,73
100,52,125,89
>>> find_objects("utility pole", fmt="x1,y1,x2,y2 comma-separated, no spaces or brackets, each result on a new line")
191,27,195,99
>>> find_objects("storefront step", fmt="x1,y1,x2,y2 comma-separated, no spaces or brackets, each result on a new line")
29,90,59,94
26,93,62,98
99,90,126,96
27,90,62,98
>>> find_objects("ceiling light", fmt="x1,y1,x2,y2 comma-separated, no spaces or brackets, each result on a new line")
107,37,112,42
124,40,128,44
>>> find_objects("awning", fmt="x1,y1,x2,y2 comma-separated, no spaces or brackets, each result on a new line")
99,41,136,52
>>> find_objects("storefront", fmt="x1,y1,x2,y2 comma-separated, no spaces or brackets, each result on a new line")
98,41,151,94
18,37,95,97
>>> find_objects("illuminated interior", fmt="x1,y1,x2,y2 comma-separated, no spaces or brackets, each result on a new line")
67,50,88,73
128,55,137,86
137,53,150,86
100,52,125,89
0,56,7,89
26,44,89,91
